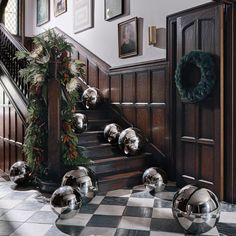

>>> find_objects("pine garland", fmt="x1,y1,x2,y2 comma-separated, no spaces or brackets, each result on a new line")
16,30,90,174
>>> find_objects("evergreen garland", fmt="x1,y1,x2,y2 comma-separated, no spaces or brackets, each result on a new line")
16,30,90,174
175,51,216,103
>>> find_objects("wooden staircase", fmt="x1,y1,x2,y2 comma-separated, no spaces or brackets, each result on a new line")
76,103,151,192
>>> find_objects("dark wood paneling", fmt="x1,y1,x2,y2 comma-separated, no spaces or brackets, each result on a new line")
168,2,223,198
0,84,24,172
110,61,169,168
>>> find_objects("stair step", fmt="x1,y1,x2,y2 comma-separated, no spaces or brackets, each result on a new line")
87,119,113,131
75,109,113,120
78,131,105,146
98,171,143,193
82,143,121,159
91,153,151,177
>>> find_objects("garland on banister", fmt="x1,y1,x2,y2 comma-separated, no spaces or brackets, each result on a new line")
16,30,90,174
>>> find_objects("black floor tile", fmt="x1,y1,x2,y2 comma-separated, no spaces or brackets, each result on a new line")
115,228,150,236
123,206,153,218
150,218,183,233
217,222,236,236
79,204,99,214
56,224,84,236
101,196,129,206
87,214,121,228
153,198,172,208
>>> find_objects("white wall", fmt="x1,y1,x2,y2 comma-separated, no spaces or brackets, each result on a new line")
25,0,212,67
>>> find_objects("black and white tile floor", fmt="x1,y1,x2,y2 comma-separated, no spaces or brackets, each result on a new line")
0,175,236,236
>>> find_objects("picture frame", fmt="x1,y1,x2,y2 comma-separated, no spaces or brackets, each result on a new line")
54,0,67,17
73,0,93,33
104,0,123,21
36,0,50,26
118,17,138,58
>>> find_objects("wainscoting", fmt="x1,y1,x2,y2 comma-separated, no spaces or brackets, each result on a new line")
0,84,25,172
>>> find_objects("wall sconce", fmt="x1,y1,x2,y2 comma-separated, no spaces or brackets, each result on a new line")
148,26,157,45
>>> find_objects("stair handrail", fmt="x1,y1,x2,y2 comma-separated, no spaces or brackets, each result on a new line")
0,23,28,123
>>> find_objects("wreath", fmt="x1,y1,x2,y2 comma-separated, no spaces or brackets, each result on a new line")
16,30,90,174
175,51,216,103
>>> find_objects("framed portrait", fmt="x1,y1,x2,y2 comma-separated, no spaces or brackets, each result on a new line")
118,17,138,58
104,0,123,21
54,0,67,17
73,0,93,33
37,0,50,26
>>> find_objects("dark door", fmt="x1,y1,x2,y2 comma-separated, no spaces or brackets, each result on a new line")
174,4,224,199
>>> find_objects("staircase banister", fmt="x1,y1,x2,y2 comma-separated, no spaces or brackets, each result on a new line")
0,23,27,52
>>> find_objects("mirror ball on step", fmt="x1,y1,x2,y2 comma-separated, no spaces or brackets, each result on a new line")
118,127,144,155
82,87,103,109
104,123,122,143
73,113,88,133
172,185,220,234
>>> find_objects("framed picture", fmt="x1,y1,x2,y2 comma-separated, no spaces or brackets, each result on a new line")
54,0,67,17
73,0,93,33
118,17,138,58
37,0,50,26
104,0,123,21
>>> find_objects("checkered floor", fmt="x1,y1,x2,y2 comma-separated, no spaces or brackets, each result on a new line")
0,175,236,235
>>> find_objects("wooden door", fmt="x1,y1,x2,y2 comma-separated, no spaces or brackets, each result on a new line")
175,4,224,199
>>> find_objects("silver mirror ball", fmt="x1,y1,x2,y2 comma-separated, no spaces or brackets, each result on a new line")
104,123,122,143
9,161,32,185
82,87,103,109
50,186,82,219
172,185,220,234
61,166,98,204
118,127,144,155
73,113,88,133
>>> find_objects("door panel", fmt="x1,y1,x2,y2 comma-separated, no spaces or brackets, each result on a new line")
175,5,223,198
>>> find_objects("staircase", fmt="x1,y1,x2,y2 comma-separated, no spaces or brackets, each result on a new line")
76,103,151,192
0,24,151,192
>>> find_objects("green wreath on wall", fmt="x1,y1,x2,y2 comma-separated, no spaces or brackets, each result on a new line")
175,51,216,103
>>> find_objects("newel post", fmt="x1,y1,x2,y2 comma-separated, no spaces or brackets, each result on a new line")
47,54,61,180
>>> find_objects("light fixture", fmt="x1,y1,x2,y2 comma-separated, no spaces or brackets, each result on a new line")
148,26,157,45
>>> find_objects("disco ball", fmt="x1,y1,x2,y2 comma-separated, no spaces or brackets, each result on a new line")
73,113,88,133
118,128,144,155
172,185,220,234
142,167,167,192
50,186,82,219
9,161,32,185
82,87,103,109
61,166,98,204
104,123,122,143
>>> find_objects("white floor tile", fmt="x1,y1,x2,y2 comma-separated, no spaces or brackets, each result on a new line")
152,208,173,219
95,205,125,216
88,195,104,205
127,197,154,208
40,204,52,211
150,231,184,236
0,200,22,209
106,189,132,198
219,211,236,223
10,223,52,236
79,227,116,236
119,216,151,231
57,213,93,226
0,210,35,222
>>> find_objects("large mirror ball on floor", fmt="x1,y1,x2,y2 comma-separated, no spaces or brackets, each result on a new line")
50,186,82,219
9,161,32,185
118,127,144,155
73,113,88,133
61,166,98,204
142,167,167,193
104,123,122,143
82,87,103,109
172,185,220,234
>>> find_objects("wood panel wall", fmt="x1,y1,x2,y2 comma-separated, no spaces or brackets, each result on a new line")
109,61,169,165
0,83,25,172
